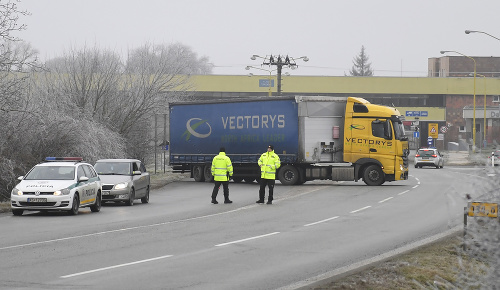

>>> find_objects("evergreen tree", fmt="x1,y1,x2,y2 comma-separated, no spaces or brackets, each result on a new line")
348,45,374,76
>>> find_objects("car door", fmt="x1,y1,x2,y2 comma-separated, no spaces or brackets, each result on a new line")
83,164,100,202
132,161,146,196
76,165,91,206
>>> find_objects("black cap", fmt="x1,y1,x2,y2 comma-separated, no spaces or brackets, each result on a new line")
268,145,274,150
220,147,226,152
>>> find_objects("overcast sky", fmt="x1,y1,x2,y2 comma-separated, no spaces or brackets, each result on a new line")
15,0,500,77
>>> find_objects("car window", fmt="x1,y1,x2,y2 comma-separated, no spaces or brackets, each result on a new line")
77,166,86,180
87,165,98,178
82,165,96,178
139,162,147,173
24,166,75,180
417,150,436,157
94,162,131,175
132,162,139,172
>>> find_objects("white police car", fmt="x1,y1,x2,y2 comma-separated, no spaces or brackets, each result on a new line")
10,157,102,216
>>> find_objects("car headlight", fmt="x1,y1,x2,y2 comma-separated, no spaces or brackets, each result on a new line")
114,182,129,190
54,188,70,196
11,188,23,196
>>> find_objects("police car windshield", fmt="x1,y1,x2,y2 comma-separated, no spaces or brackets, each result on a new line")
94,162,131,175
24,166,75,180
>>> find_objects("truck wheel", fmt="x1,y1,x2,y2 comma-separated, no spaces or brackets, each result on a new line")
193,165,205,182
278,165,299,185
204,165,213,182
363,165,385,186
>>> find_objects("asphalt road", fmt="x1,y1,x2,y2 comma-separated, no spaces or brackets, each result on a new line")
0,165,493,290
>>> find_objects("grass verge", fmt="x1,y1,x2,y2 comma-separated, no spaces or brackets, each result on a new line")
311,233,487,289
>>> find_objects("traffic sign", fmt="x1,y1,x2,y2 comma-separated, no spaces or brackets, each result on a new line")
428,123,438,138
440,126,448,133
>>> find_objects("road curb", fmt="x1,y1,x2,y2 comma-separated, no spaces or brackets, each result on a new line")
277,226,463,290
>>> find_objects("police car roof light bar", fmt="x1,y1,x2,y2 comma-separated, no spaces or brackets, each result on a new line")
45,157,83,162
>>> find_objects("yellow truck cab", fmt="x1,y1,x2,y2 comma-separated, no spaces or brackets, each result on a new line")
343,97,409,185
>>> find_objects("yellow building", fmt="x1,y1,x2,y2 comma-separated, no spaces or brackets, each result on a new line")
179,75,500,150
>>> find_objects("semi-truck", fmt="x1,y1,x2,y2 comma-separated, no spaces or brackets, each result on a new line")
169,96,409,185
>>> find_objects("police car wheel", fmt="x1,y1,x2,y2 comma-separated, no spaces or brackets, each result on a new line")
12,209,23,216
141,187,150,204
90,192,102,212
69,194,80,215
126,188,135,206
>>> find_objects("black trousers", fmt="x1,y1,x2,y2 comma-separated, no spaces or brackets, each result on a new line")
259,179,275,202
212,181,229,200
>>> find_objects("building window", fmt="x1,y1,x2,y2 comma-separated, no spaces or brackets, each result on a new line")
493,95,500,103
459,125,466,132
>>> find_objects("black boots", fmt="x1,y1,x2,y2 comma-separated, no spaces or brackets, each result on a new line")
212,199,232,204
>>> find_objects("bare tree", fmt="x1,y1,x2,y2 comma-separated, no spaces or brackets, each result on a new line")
42,45,123,121
0,0,41,200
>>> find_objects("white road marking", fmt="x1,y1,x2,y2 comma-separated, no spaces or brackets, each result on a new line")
215,232,280,247
398,190,410,196
61,255,173,278
378,197,393,203
0,204,269,251
412,185,419,189
1,186,327,251
350,206,371,213
304,216,340,227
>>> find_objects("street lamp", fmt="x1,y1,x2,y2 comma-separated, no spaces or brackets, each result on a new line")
250,54,308,95
246,66,276,97
440,50,477,152
465,30,500,42
477,73,487,147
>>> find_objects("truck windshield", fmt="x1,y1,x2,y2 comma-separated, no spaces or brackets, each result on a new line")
392,120,406,140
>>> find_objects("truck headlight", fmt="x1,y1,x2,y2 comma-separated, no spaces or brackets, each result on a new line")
11,188,23,196
400,164,404,171
54,188,70,196
114,182,129,190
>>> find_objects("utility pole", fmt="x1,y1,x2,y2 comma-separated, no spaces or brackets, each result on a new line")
250,54,308,96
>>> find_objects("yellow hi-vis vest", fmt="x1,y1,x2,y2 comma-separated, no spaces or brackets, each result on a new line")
258,150,281,180
211,152,233,181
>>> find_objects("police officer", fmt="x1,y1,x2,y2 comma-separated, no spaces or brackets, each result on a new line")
257,145,281,204
211,147,233,204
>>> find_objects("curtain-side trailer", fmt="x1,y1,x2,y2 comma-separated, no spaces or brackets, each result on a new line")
169,96,409,185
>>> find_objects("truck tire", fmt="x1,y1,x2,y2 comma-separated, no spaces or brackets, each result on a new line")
363,165,385,186
278,165,299,185
193,165,205,182
204,165,213,182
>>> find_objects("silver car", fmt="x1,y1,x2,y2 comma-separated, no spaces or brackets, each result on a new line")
414,148,444,169
94,159,150,206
